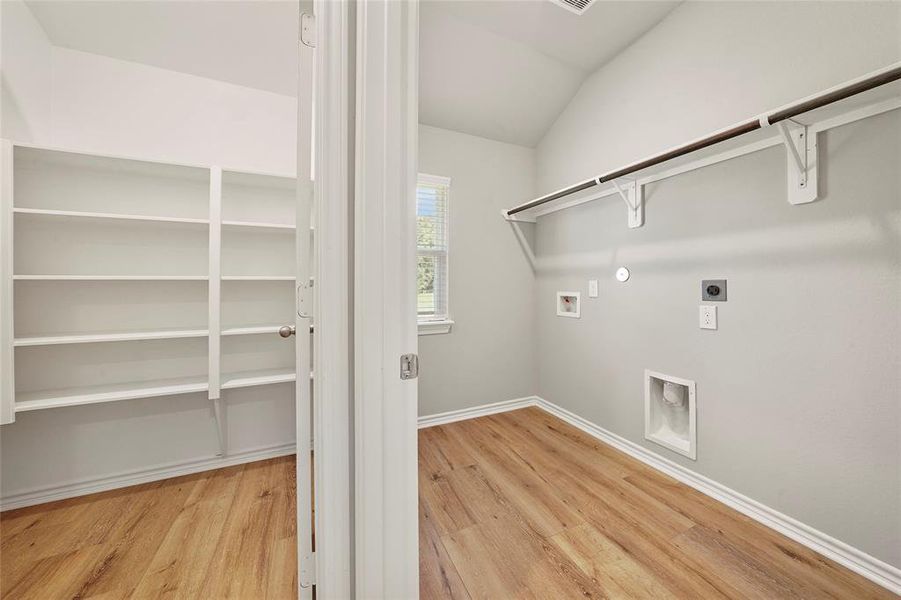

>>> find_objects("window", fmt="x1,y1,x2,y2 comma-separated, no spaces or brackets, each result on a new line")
417,174,452,334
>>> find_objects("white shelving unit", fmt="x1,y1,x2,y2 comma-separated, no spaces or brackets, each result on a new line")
0,141,300,454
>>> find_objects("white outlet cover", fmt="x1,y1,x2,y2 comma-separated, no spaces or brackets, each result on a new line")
588,280,598,297
699,305,717,330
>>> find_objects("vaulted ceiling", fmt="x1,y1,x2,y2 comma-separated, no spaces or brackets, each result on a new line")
25,0,680,147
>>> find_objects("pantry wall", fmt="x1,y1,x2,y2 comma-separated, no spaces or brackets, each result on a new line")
0,0,299,502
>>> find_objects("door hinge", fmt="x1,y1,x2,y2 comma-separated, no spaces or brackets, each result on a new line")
400,353,419,380
300,12,316,48
300,550,316,587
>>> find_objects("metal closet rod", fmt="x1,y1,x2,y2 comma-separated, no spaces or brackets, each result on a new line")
507,64,901,216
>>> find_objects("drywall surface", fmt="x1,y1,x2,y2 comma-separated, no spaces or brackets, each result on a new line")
49,48,297,174
534,110,901,566
536,1,901,193
417,125,536,416
1,50,298,503
0,0,53,142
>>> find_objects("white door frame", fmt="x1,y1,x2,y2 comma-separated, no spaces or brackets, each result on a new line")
353,0,420,597
310,0,354,597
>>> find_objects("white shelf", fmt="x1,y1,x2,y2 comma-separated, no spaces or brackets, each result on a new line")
221,368,296,390
13,207,209,225
221,275,294,281
221,325,282,337
222,220,295,230
15,376,209,412
14,328,209,347
13,275,209,281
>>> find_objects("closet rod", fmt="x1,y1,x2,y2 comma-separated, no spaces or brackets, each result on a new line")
506,63,901,217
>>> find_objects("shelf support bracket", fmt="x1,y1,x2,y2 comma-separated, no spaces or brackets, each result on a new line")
503,210,537,272
776,120,818,205
611,178,644,228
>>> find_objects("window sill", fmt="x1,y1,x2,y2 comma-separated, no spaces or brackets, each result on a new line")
418,320,454,336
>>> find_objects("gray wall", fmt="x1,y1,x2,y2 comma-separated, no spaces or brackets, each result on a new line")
535,111,900,566
537,0,901,194
417,125,536,416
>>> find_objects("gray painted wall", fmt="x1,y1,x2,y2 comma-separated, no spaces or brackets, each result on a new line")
534,111,900,566
537,0,901,194
417,125,536,416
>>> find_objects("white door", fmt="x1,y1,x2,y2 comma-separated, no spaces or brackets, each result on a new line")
295,1,315,596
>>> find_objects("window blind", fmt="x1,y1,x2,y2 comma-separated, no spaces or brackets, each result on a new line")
416,174,450,322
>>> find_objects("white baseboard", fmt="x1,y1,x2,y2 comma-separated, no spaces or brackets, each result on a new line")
418,396,538,429
419,396,900,595
0,442,297,512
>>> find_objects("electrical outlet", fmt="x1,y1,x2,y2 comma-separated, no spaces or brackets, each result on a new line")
588,279,598,298
699,305,717,330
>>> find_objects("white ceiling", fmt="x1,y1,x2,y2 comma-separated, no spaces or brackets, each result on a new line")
26,0,681,147
25,0,299,96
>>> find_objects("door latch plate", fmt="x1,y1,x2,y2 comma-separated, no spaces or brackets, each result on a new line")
400,354,419,380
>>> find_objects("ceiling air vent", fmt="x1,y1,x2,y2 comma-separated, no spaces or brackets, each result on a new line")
549,0,595,16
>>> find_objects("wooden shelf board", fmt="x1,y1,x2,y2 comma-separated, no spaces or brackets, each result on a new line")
221,368,296,390
15,376,209,412
221,325,282,337
14,328,209,347
13,207,209,225
13,275,209,281
222,220,295,230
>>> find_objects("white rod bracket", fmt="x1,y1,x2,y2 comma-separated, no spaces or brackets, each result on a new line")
612,179,644,228
504,212,537,272
777,122,818,205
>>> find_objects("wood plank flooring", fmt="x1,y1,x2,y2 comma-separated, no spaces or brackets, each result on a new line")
2,410,894,599
419,407,896,600
1,455,297,599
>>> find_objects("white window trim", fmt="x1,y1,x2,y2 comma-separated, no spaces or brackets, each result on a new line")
418,319,454,336
417,173,452,335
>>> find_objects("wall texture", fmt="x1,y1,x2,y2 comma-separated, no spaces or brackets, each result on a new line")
1,39,298,503
535,110,900,566
49,48,297,174
537,1,901,194
417,125,536,416
0,0,53,143
532,0,901,569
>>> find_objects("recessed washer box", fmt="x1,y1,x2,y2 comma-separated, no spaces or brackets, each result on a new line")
644,370,697,460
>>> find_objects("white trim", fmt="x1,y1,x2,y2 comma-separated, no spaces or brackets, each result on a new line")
0,140,15,424
354,1,420,597
0,443,296,512
417,319,454,336
415,396,901,595
312,0,354,595
418,396,539,429
417,172,451,187
296,1,318,594
535,397,901,596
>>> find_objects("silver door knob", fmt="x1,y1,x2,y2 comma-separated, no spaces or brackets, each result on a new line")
278,325,296,338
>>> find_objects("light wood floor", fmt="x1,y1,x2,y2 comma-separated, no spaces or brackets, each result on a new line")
1,455,297,599
419,407,895,599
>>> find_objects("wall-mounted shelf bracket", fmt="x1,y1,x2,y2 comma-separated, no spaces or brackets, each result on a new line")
610,178,644,228
502,210,537,272
775,120,818,205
